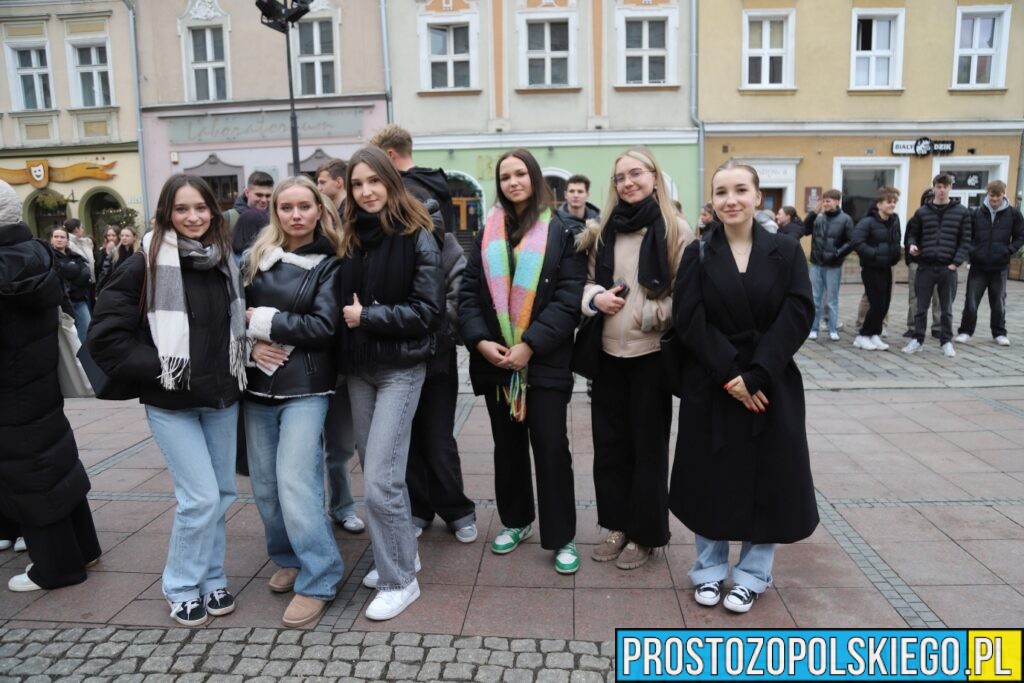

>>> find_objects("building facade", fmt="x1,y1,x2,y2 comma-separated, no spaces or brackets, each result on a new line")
385,0,699,237
698,0,1024,227
137,0,387,213
0,0,143,239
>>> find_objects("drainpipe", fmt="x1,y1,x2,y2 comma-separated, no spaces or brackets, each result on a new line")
1017,130,1024,208
688,0,705,206
121,0,150,222
380,0,393,123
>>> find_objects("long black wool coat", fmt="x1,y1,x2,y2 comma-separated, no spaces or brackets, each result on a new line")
668,223,818,544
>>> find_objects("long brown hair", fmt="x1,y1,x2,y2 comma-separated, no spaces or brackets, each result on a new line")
148,174,231,290
495,148,552,247
339,146,432,257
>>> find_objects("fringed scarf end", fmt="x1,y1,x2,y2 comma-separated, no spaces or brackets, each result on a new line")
158,356,190,392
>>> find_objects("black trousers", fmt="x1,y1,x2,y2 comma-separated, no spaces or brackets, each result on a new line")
591,352,672,548
484,386,575,550
958,266,1009,338
859,267,893,337
914,264,957,344
22,500,101,589
0,509,19,541
406,353,475,529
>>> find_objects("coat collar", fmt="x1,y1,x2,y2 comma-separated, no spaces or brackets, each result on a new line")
703,222,781,330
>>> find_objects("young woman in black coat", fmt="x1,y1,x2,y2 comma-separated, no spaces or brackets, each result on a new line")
50,227,93,345
669,160,817,613
0,182,100,592
458,148,587,574
98,227,139,290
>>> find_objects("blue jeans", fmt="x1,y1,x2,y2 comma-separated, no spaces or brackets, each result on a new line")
348,363,426,591
810,264,842,335
146,403,238,603
689,534,776,593
71,300,91,346
245,396,343,600
323,376,357,521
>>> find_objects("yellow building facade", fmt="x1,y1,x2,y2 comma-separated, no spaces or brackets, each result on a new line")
698,0,1024,227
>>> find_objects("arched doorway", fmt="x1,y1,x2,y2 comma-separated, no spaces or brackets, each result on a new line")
542,167,571,212
27,190,69,238
445,170,485,252
84,190,124,240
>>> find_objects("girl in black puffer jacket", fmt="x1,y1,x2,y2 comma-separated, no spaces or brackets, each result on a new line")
240,176,344,628
851,187,902,351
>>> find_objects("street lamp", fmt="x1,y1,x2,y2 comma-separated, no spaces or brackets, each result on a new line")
255,0,312,174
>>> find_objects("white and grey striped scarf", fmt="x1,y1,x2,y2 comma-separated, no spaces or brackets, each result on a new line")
142,230,248,392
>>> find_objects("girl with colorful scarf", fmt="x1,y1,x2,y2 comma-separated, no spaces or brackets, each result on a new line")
458,148,587,574
88,175,247,627
577,147,694,571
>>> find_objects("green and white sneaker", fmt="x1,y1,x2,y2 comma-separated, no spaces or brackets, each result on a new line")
554,540,580,574
491,524,533,554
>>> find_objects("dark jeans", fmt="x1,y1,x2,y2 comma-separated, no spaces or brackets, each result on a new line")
407,353,475,531
591,352,671,548
914,264,957,344
859,267,893,337
958,266,1009,338
484,386,575,550
22,500,101,589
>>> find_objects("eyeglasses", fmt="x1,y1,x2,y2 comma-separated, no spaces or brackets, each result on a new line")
612,168,652,186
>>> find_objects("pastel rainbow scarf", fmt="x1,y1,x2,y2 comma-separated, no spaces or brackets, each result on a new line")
481,206,550,421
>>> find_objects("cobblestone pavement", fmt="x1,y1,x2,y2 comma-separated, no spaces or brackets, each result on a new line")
0,281,1022,680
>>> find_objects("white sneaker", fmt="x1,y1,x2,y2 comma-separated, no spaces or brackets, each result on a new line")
942,342,956,358
828,332,840,341
954,333,971,343
807,330,818,340
0,539,11,551
902,339,923,354
869,335,889,351
340,515,365,533
365,579,420,620
362,553,421,589
8,568,42,592
14,537,26,552
881,326,889,338
995,335,1010,346
454,523,478,543
853,335,876,350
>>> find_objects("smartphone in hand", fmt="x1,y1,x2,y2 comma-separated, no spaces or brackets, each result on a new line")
612,278,630,298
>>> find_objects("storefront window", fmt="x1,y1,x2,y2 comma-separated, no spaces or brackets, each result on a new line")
944,169,989,208
841,167,895,222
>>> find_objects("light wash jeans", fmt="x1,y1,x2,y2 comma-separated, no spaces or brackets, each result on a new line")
323,376,357,522
245,396,343,600
810,264,843,335
689,534,777,593
71,300,91,346
146,403,238,603
348,363,426,591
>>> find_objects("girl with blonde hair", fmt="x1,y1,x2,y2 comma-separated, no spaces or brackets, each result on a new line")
578,146,694,570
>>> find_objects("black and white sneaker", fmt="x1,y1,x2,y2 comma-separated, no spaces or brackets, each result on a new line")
694,581,723,606
169,598,208,626
204,587,235,616
723,585,758,613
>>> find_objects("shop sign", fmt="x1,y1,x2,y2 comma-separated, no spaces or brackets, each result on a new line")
0,159,117,189
167,108,365,145
891,138,955,157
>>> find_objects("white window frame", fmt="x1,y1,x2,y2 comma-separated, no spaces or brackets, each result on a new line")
417,12,479,91
931,155,1010,207
290,17,340,97
66,35,114,108
832,156,911,232
951,4,1011,89
5,40,54,111
184,24,230,102
517,12,576,88
614,7,679,86
849,8,904,90
741,9,796,90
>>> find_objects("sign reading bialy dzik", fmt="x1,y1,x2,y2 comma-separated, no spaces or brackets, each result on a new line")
891,138,955,157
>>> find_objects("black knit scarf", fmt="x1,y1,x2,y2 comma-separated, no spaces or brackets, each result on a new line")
598,196,671,297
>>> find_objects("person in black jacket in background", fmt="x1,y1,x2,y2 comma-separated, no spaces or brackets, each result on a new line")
0,180,100,593
97,227,139,291
241,176,345,628
803,190,855,341
850,187,902,351
50,226,93,344
88,175,248,627
458,148,587,575
336,146,443,621
902,174,972,357
956,180,1024,346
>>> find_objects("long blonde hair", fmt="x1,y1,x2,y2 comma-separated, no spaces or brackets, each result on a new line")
111,227,139,265
244,175,342,285
597,146,685,272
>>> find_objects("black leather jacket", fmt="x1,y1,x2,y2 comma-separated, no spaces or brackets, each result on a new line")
244,235,342,398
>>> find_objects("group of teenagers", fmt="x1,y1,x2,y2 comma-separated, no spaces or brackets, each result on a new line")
0,133,822,628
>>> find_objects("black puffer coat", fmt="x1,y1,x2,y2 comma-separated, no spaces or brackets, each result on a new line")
805,209,855,267
88,251,241,411
0,222,90,527
459,210,586,395
906,199,972,266
54,248,92,303
244,234,341,398
968,199,1024,271
851,207,902,269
